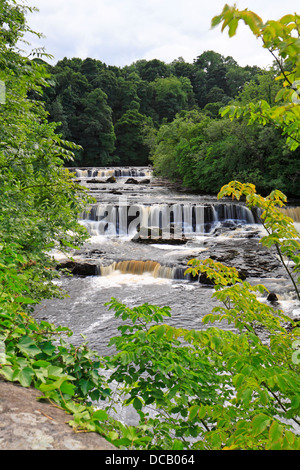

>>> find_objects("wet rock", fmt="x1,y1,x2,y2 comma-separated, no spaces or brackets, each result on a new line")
109,189,123,195
85,178,106,184
292,309,300,322
199,272,215,286
132,237,188,245
198,269,246,286
106,176,116,183
267,292,278,302
56,260,99,276
132,226,188,244
204,239,281,278
139,179,151,184
0,379,115,450
125,178,139,184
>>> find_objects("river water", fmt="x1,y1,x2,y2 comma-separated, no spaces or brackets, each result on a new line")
33,167,300,358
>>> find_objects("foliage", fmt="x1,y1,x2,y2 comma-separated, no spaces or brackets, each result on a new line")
150,109,209,182
76,88,116,166
149,7,300,197
114,109,153,165
43,51,264,167
0,1,94,306
150,107,300,196
151,75,194,123
0,3,114,439
212,5,300,150
100,182,300,450
218,181,300,301
0,305,122,440
1,0,300,452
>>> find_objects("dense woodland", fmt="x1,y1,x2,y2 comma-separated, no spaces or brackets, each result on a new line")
42,52,300,197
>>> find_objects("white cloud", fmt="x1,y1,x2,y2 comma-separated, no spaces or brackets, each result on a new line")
24,0,299,68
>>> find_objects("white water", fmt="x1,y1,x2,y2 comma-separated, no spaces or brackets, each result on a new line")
79,201,256,239
37,168,300,355
73,166,152,179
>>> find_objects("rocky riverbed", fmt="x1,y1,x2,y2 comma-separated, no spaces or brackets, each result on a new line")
34,169,300,356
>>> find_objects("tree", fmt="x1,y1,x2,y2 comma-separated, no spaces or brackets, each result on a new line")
149,109,209,181
114,109,153,166
149,104,300,197
235,69,281,106
112,74,141,122
212,6,300,150
134,58,170,82
77,88,116,166
151,75,193,123
0,0,92,304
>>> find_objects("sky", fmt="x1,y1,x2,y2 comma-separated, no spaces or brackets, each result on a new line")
23,0,300,69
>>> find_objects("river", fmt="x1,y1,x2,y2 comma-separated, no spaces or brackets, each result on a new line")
33,167,300,358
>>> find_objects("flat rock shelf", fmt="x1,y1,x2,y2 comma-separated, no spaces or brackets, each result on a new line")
0,378,116,450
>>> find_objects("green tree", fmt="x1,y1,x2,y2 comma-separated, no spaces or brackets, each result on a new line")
77,88,116,166
150,107,300,197
231,68,281,110
114,109,153,166
213,6,300,150
151,75,193,123
150,109,209,181
91,67,119,111
0,0,91,304
134,58,170,82
112,74,141,122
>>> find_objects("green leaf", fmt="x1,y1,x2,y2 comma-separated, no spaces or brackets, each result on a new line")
114,438,132,447
93,409,109,422
15,296,38,304
188,405,200,421
60,381,76,396
172,439,185,450
13,367,34,387
0,366,14,382
17,336,41,357
251,414,271,437
32,360,51,368
133,397,143,411
269,421,283,443
41,342,57,356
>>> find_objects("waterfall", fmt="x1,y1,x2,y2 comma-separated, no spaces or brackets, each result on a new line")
79,202,257,238
213,203,256,224
73,167,152,179
99,260,189,280
279,207,300,223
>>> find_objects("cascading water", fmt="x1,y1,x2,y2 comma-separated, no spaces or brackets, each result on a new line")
99,260,190,280
35,167,299,357
72,167,152,179
79,201,257,238
34,167,300,430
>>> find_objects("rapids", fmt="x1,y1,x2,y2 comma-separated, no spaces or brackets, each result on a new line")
34,167,300,356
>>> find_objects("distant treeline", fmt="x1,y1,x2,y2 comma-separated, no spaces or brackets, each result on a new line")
42,51,300,197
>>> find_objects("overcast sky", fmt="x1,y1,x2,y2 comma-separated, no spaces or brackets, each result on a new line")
24,0,299,69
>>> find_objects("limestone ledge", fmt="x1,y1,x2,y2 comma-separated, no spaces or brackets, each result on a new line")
0,378,115,450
